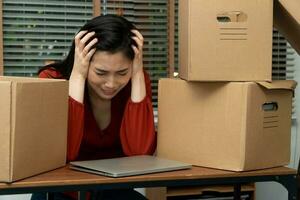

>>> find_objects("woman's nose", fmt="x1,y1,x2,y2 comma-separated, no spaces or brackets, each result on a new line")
104,76,116,88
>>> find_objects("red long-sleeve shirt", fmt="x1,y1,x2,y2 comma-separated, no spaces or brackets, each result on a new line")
39,68,156,162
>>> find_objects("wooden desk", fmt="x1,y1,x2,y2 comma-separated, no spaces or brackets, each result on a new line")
0,166,297,200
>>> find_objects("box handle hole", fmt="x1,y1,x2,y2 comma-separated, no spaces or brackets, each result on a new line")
217,11,247,22
217,16,231,22
262,102,278,111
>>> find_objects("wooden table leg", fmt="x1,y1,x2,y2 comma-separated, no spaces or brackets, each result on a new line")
78,191,87,200
233,184,241,200
47,192,54,200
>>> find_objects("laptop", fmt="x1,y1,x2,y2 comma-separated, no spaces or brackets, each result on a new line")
69,155,192,178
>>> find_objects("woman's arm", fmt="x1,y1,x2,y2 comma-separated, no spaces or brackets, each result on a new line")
66,31,97,161
121,29,156,155
120,71,156,155
69,31,97,103
130,29,146,103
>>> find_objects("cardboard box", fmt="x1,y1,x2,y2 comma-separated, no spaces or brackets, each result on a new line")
274,0,300,55
0,76,68,182
157,78,296,171
179,0,273,81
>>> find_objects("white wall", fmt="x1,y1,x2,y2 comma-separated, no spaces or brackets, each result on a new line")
293,53,300,169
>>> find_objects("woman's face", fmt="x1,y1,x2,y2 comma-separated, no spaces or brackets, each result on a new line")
87,51,132,100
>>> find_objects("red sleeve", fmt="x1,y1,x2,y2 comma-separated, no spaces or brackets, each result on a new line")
39,69,84,162
120,71,156,156
39,68,62,79
39,70,50,78
67,97,85,162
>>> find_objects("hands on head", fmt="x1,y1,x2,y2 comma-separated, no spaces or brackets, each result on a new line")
130,29,144,77
72,28,144,80
73,31,97,79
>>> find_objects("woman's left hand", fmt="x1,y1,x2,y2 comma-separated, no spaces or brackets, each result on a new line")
131,29,144,77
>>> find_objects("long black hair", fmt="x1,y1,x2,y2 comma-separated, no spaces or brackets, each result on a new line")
40,14,137,79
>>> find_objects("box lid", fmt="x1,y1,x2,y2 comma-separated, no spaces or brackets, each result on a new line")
257,80,297,90
274,0,300,54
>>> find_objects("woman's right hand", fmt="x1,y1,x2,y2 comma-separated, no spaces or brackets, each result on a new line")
72,30,98,79
69,31,97,103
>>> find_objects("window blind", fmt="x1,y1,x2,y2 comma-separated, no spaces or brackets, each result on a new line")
3,0,93,76
272,30,295,81
272,29,296,118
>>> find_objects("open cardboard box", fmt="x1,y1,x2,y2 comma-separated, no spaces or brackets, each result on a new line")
0,76,68,182
157,78,296,171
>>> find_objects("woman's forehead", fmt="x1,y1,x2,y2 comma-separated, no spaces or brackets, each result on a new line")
91,51,132,70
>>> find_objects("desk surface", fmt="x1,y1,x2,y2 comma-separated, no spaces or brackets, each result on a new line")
0,166,296,190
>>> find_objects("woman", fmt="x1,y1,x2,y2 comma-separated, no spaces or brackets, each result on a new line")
31,14,156,200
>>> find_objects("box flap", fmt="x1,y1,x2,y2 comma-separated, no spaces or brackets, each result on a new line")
0,81,12,182
278,0,300,23
257,80,297,90
274,0,300,54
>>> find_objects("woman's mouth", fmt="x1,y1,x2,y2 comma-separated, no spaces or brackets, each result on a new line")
102,89,116,96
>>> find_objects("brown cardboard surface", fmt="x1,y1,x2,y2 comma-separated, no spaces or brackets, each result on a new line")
258,80,297,90
157,78,295,171
274,0,300,54
0,76,68,182
179,0,273,81
0,76,64,82
0,82,12,181
242,83,292,170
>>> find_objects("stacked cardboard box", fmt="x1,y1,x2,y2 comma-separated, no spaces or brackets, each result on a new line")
0,76,68,182
179,0,273,81
157,0,299,171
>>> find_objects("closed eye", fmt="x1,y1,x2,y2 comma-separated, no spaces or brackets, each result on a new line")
95,69,108,76
117,69,129,76
94,68,129,76
118,71,128,76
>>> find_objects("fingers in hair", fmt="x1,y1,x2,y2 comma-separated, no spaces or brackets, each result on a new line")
83,38,98,55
